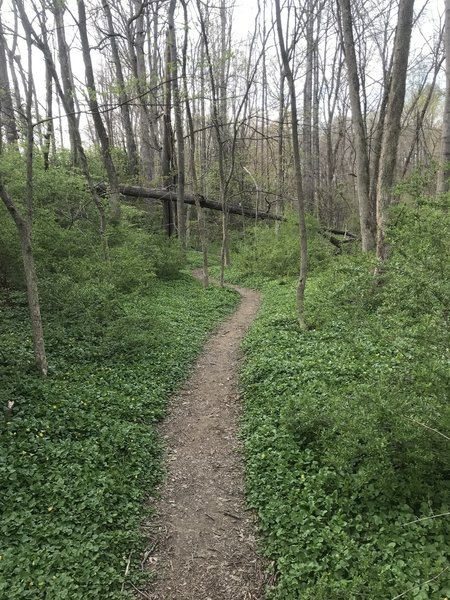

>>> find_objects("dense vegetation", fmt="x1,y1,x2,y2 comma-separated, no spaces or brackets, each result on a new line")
223,192,450,598
1,0,449,595
0,155,238,599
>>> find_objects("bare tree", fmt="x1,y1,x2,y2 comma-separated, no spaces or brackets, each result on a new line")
0,33,47,376
338,0,376,251
17,0,109,257
78,0,121,222
274,0,308,329
376,0,415,263
133,0,155,182
0,8,19,146
161,20,175,236
438,0,450,193
168,0,186,247
102,0,139,177
181,0,209,285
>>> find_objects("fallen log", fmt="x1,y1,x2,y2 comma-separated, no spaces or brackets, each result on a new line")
96,183,358,246
96,183,283,222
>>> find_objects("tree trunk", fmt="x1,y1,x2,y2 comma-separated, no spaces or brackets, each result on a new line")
303,0,314,212
274,0,308,329
376,0,415,263
0,32,47,376
42,24,53,171
181,0,208,285
338,0,376,251
438,0,450,193
0,15,19,145
168,0,186,247
161,26,175,236
276,72,286,236
78,0,121,222
134,0,154,182
53,0,79,164
102,0,138,178
97,183,283,221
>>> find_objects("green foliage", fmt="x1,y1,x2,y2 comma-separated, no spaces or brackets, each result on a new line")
235,196,450,598
0,276,238,599
0,156,239,598
0,202,22,288
231,214,334,280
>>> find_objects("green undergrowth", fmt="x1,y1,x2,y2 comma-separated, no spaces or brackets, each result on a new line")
0,231,238,596
230,199,450,599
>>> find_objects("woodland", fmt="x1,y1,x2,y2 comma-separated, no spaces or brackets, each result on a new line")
0,0,449,598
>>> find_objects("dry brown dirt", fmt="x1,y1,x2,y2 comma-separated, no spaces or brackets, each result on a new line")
140,273,266,600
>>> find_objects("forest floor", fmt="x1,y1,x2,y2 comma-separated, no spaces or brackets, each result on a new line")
141,272,266,600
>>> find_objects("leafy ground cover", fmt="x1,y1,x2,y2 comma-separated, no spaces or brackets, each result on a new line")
0,230,238,598
224,199,450,599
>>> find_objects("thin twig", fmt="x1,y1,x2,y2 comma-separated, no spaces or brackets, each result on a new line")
121,552,132,592
402,512,450,526
390,565,450,600
407,417,450,441
129,582,153,599
223,510,242,520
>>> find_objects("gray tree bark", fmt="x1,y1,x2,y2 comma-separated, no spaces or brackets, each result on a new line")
0,32,47,376
161,26,175,236
102,0,139,177
181,0,209,286
274,0,308,329
338,0,376,251
0,13,19,145
168,0,186,247
78,0,121,222
303,0,314,212
438,0,450,193
376,0,415,263
53,0,79,164
133,0,154,182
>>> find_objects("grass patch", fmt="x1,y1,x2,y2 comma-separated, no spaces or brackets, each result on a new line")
236,255,450,599
0,275,238,599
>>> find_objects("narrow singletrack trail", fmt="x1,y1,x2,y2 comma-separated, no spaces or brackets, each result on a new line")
143,274,265,600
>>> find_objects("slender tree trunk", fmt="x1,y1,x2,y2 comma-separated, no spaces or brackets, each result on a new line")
0,14,19,145
376,0,415,263
276,72,286,236
134,0,154,182
78,0,121,222
181,0,209,285
219,0,230,269
0,32,47,376
53,0,78,164
102,0,138,177
312,8,322,218
42,27,53,171
274,0,308,329
438,0,450,193
200,38,207,193
168,0,186,247
338,0,376,251
303,0,314,212
162,27,174,236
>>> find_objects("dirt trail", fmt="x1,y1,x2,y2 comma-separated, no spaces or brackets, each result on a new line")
142,274,265,600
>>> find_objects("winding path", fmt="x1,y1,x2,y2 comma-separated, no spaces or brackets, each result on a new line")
142,276,265,600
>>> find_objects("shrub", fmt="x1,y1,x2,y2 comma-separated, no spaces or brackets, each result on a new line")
232,214,334,280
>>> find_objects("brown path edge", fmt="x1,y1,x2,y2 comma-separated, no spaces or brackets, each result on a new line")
140,272,265,600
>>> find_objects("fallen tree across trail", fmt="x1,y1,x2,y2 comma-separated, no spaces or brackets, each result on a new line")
96,183,358,246
96,183,283,221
